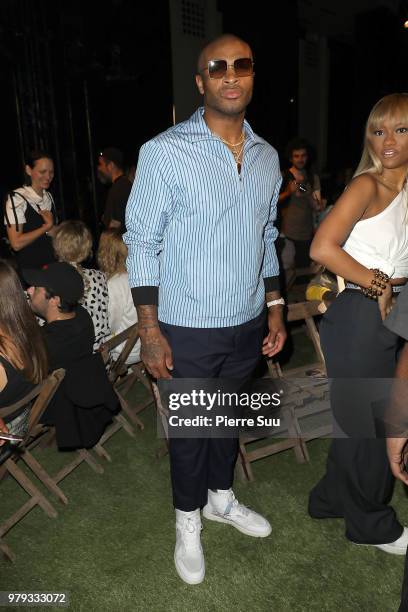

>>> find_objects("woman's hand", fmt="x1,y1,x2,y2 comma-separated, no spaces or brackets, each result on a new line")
378,282,393,320
39,210,54,231
0,417,9,447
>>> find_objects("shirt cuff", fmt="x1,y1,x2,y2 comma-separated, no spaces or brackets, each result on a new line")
264,276,280,292
131,286,159,306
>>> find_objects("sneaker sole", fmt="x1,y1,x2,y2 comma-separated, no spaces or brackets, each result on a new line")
202,508,272,538
174,553,205,585
351,541,407,556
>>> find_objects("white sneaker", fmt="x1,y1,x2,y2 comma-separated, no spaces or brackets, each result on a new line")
353,526,408,555
202,489,272,538
174,509,205,584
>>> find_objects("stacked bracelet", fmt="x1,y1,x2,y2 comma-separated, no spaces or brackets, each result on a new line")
361,269,390,300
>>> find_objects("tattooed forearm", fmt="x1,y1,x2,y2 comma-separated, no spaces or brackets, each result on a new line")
136,305,160,332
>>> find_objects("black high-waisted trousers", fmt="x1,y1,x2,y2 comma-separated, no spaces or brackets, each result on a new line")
308,289,403,544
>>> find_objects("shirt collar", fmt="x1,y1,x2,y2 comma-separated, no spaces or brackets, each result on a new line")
24,186,46,202
186,107,264,145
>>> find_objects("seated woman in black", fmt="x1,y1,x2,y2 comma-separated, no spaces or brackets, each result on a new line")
0,260,48,451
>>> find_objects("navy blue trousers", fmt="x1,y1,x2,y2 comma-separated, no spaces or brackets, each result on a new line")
160,311,266,511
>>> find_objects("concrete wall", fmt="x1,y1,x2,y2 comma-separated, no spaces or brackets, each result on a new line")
168,0,222,124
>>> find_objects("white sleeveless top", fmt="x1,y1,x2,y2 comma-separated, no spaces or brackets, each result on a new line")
343,190,408,278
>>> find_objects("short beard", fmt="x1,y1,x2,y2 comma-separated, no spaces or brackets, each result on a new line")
97,171,111,185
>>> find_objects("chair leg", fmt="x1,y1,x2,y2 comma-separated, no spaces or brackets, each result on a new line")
0,537,16,562
131,364,153,392
115,413,136,438
93,443,112,462
119,368,139,395
285,406,308,464
21,450,68,504
77,449,104,474
5,458,57,519
117,394,144,430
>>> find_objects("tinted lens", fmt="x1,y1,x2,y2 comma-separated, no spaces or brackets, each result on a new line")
208,59,227,79
234,57,253,76
207,58,254,79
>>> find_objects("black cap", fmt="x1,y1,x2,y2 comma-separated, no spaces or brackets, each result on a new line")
99,147,124,169
23,262,84,303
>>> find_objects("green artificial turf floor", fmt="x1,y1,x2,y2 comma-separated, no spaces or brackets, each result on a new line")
1,394,408,612
1,323,407,611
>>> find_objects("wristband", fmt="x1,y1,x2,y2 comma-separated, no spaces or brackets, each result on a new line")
267,298,285,308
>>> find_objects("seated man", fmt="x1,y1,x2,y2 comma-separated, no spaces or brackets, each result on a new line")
23,262,118,449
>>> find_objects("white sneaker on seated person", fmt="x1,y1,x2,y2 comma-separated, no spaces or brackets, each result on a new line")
203,489,271,538
174,509,205,585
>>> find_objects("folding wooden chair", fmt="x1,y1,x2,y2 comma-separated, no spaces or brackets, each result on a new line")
101,324,153,423
5,353,123,506
97,324,154,460
239,300,331,480
0,369,65,562
151,381,170,458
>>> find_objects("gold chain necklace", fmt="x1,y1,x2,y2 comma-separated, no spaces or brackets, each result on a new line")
230,141,245,164
219,131,245,147
213,130,246,171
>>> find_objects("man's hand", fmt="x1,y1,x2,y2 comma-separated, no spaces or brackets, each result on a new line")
262,307,287,357
136,305,173,379
140,327,173,379
387,437,408,485
0,417,9,447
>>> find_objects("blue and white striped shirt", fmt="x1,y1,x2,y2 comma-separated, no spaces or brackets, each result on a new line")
124,108,281,328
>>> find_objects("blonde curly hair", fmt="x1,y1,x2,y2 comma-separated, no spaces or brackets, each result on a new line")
97,229,128,279
53,220,93,263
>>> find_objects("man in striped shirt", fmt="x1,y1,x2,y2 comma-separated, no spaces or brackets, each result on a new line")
124,33,286,585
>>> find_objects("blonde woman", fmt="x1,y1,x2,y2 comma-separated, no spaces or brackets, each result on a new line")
308,94,408,554
97,229,140,363
52,220,110,349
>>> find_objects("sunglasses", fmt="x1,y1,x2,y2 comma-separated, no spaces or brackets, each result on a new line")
201,57,254,80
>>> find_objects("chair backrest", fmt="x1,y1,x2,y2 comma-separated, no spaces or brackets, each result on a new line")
337,275,345,293
100,324,140,383
0,369,66,440
286,301,326,373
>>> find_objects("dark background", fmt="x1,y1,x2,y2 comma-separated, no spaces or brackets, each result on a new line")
0,0,407,232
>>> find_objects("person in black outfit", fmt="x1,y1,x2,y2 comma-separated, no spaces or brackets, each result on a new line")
4,151,57,271
97,147,132,233
385,286,408,611
23,262,118,449
308,94,408,554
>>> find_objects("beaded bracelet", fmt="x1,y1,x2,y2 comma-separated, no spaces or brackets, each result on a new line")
361,269,390,300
